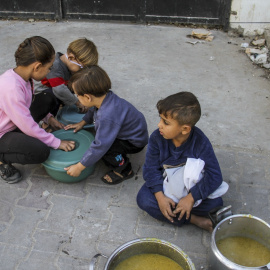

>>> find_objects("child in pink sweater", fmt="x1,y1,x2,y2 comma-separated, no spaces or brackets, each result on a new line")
0,36,75,184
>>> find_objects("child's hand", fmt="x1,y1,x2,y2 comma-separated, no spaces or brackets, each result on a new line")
64,162,86,177
64,120,85,133
155,191,176,223
48,116,65,130
173,193,195,221
58,140,75,152
76,101,88,114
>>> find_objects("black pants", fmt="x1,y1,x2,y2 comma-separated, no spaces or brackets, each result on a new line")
0,91,56,165
30,89,60,118
102,139,144,173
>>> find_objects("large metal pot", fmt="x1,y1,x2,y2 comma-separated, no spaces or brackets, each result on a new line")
90,238,195,270
209,214,270,270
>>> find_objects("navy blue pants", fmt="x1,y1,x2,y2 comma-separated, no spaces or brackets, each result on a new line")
137,183,223,226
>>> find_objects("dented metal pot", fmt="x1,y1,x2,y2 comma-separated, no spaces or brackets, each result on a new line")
209,214,270,270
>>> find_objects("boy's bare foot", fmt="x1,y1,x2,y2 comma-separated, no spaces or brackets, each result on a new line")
190,214,213,232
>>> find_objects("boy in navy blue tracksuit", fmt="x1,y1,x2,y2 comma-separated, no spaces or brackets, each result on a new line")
64,66,148,185
137,92,226,232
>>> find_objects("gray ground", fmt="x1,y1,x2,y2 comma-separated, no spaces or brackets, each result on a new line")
0,20,269,270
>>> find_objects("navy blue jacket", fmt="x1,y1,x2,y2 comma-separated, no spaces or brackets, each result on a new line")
143,127,223,202
81,91,149,167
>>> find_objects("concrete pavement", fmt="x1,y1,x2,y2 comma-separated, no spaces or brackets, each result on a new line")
0,20,269,270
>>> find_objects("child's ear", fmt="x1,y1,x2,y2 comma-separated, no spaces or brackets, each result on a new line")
182,125,191,135
84,94,92,102
33,62,42,72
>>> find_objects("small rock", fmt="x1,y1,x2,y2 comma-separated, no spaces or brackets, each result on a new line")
42,190,50,197
252,39,265,46
241,43,249,48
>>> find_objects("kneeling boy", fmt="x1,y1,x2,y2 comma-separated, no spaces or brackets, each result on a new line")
64,66,148,185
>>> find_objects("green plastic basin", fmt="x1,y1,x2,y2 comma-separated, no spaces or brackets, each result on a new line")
57,105,94,129
42,129,95,183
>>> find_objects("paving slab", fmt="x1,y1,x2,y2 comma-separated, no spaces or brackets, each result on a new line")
0,20,269,270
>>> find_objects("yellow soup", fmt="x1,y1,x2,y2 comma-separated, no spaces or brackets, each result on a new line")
114,253,184,270
217,236,270,267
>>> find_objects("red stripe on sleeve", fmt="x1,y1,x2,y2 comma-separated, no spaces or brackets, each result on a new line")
41,77,68,87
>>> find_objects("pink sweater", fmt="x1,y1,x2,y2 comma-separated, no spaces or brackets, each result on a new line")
0,69,61,149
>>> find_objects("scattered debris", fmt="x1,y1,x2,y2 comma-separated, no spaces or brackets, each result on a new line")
228,41,238,46
245,47,268,55
186,29,214,43
242,36,270,69
252,39,265,46
186,40,205,45
250,54,267,65
241,43,249,48
42,190,50,197
62,250,69,255
191,29,214,41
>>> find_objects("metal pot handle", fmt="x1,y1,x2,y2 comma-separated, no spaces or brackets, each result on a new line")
89,253,108,270
260,262,270,270
208,205,232,226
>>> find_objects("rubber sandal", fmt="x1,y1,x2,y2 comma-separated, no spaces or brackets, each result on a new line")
208,205,232,227
101,170,134,185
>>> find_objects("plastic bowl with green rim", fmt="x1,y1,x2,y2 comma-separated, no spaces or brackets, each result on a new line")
42,129,95,183
57,105,94,129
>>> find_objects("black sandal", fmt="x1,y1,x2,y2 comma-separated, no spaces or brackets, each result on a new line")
101,170,134,185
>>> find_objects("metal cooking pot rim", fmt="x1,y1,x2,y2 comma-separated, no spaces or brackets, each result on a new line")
105,238,195,269
211,214,270,270
212,214,270,235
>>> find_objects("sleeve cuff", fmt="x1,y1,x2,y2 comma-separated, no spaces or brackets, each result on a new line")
150,184,163,194
43,113,53,124
190,186,201,202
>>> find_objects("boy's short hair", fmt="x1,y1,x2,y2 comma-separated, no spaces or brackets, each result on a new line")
69,65,111,97
157,92,201,127
67,38,98,67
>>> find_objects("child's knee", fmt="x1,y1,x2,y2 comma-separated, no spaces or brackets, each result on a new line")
136,185,152,211
31,143,50,164
136,184,157,211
